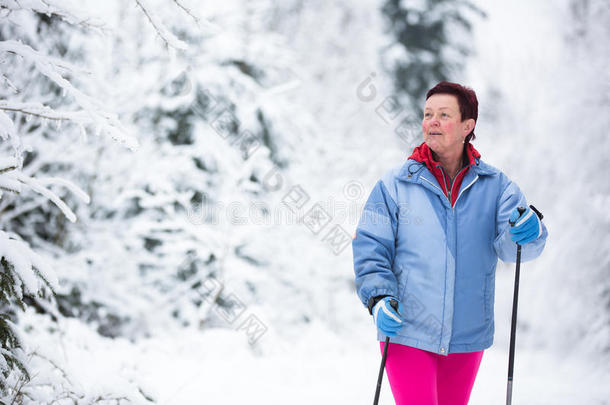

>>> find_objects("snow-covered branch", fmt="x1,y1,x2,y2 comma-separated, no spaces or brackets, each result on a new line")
0,230,59,297
0,156,18,173
172,0,200,24
0,156,20,194
0,0,107,31
0,101,89,122
0,110,17,142
0,155,90,223
12,171,90,223
0,39,85,75
134,0,189,50
0,40,137,148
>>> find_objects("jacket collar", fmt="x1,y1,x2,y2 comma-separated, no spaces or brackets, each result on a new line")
397,150,497,183
408,142,481,173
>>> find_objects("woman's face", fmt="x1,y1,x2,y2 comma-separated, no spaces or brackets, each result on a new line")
422,94,474,157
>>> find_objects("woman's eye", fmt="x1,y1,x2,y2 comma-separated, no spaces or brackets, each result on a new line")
424,113,431,118
441,113,449,117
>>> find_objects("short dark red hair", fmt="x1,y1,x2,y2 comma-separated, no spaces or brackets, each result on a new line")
426,81,478,143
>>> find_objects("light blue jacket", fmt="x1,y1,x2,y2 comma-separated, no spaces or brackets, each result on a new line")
352,157,548,355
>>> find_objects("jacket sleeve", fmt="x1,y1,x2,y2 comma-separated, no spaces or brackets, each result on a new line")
493,175,548,263
352,179,399,308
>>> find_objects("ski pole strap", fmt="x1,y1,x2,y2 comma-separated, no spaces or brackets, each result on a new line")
367,295,391,315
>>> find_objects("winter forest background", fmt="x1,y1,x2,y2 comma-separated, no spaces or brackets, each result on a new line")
0,0,608,403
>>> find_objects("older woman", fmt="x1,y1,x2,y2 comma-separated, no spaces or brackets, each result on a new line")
352,81,547,405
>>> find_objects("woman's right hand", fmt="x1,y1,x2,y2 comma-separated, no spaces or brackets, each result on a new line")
373,297,404,336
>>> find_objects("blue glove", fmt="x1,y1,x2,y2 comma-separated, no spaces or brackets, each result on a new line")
372,297,404,336
509,206,542,245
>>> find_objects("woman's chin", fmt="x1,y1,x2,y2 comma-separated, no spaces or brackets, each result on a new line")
425,138,441,151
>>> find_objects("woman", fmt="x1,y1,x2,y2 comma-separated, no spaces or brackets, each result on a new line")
352,81,547,404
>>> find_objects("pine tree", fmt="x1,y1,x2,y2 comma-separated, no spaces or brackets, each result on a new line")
0,258,29,395
380,0,485,116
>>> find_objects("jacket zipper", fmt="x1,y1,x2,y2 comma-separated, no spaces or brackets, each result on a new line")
438,165,450,199
452,175,479,212
420,168,480,212
424,165,471,208
419,165,479,353
419,167,478,354
420,176,447,203
420,174,451,353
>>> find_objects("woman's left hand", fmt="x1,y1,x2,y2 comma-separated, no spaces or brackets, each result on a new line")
509,206,542,245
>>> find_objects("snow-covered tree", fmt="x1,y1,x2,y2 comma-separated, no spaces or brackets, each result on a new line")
380,0,485,115
0,0,194,400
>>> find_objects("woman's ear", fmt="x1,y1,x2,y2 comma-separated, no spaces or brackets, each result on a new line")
463,118,475,134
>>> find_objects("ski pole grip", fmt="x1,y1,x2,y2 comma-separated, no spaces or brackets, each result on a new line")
529,204,544,220
509,206,527,227
389,299,399,314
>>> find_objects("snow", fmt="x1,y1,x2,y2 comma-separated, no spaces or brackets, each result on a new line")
0,39,137,149
13,309,610,404
134,0,189,51
1,0,609,403
0,231,59,295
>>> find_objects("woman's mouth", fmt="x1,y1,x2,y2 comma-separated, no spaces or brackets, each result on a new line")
429,131,442,136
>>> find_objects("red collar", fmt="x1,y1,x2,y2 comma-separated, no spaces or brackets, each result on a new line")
408,142,481,172
408,142,481,206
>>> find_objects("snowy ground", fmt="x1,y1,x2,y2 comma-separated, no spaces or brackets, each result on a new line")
21,309,610,404
140,334,610,404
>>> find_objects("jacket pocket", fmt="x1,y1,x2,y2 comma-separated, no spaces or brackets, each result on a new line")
484,272,495,322
396,263,410,301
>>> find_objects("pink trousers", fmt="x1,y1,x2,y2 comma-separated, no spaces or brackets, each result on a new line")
380,342,484,405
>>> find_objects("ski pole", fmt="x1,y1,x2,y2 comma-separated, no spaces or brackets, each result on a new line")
374,299,399,405
506,206,526,405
